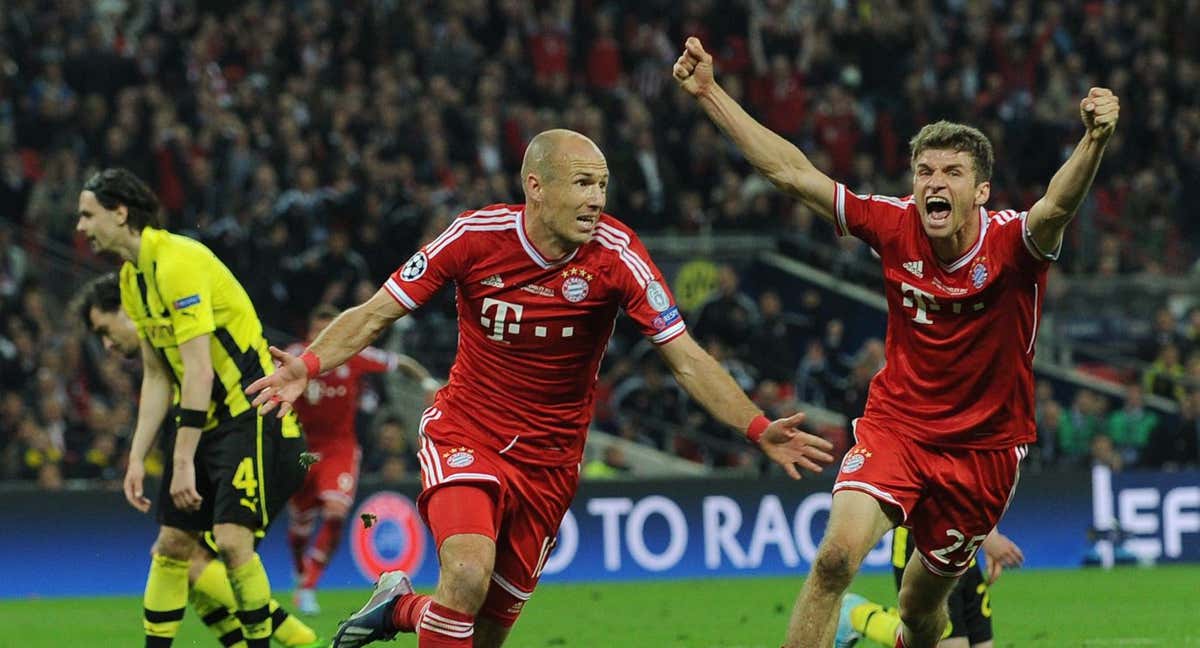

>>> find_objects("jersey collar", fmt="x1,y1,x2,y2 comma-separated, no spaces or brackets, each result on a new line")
136,226,166,271
517,207,579,269
937,207,988,273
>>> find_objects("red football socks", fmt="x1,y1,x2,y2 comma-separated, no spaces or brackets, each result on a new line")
300,516,344,589
418,601,474,646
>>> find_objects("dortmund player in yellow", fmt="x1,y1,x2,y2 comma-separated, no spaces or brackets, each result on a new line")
73,272,320,648
75,168,312,648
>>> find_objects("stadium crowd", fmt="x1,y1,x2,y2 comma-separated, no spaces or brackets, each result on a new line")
2,0,1199,487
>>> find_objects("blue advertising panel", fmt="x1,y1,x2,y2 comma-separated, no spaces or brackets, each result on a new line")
0,470,1104,598
1091,467,1200,563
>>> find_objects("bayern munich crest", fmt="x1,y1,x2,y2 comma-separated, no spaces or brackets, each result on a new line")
443,446,476,468
841,448,871,474
350,492,427,582
561,267,594,303
970,260,988,289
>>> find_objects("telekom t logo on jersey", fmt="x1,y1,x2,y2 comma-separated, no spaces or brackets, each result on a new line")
901,282,936,324
480,298,577,342
481,298,524,341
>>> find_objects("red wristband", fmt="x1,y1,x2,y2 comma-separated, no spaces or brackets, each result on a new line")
300,350,321,379
746,414,771,444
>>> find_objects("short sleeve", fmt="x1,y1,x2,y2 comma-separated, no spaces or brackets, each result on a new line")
156,251,215,344
382,222,467,311
988,209,1061,274
596,224,686,345
833,182,911,252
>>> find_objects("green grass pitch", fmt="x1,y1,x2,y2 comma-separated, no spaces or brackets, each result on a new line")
1,566,1195,647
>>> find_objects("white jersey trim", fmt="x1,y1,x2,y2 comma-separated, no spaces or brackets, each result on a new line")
1019,211,1063,261
517,208,579,269
593,223,655,287
490,572,534,601
651,320,687,344
427,221,518,259
384,277,419,310
939,207,989,273
918,552,970,578
835,183,849,237
1026,282,1039,355
832,481,909,523
834,183,914,238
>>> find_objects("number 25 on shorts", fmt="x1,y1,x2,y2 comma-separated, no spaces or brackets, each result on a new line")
930,529,987,567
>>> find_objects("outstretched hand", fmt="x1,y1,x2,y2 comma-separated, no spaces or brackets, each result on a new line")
672,36,715,97
246,345,309,418
981,530,1024,585
757,412,835,479
1080,87,1119,143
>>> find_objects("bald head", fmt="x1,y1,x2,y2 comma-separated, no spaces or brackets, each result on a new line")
520,129,604,191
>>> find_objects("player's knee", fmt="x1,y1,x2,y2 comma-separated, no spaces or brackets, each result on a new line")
810,542,857,591
898,598,946,636
153,528,198,561
437,558,493,612
211,523,256,567
320,498,350,520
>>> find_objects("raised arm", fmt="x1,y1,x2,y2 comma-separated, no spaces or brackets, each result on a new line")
248,287,409,416
1026,87,1120,254
655,331,834,479
673,36,838,223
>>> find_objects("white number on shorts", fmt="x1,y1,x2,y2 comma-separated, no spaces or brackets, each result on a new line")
929,529,988,567
532,537,556,579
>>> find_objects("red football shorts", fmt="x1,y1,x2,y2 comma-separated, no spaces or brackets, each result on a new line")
833,417,1025,578
288,445,362,516
415,407,579,626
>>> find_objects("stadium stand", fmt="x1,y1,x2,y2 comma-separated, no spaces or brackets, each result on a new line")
1,0,1199,488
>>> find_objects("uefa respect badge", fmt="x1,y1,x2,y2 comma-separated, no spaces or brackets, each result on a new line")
350,492,428,582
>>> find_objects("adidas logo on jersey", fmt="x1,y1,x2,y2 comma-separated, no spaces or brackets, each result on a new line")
903,260,924,278
480,274,505,288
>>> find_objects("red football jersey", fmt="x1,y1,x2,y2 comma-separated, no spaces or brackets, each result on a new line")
383,204,685,467
290,343,394,452
834,183,1057,449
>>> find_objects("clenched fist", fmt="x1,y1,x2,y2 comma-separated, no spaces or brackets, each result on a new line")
672,37,715,97
1080,87,1119,143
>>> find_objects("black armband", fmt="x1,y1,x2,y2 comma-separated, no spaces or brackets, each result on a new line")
176,408,208,429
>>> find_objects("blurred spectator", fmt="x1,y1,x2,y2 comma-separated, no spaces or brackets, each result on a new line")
1143,342,1186,401
1090,433,1123,473
1058,390,1107,466
3,0,1200,485
583,445,632,480
1105,384,1159,468
747,289,811,383
691,264,760,355
610,356,687,451
362,417,418,481
1146,390,1200,470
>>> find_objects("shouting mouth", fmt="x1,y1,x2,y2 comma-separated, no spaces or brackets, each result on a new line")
925,196,952,227
575,214,597,233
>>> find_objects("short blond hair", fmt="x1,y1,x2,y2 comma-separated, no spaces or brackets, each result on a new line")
909,121,994,183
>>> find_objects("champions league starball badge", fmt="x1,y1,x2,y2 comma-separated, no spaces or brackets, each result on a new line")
400,251,428,281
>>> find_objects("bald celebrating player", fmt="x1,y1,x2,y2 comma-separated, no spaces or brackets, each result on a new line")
674,36,1118,648
248,128,835,648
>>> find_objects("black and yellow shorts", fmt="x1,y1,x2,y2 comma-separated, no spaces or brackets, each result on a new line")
157,411,306,540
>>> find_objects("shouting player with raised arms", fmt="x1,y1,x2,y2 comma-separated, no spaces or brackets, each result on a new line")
674,36,1119,648
248,128,836,648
